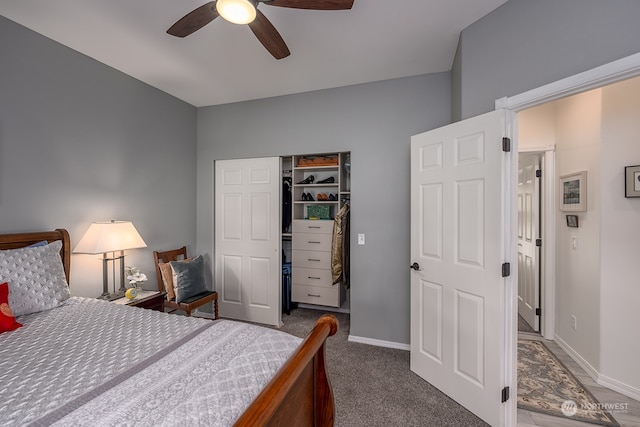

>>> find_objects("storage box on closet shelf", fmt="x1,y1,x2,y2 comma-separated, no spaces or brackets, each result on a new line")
307,205,331,220
297,155,338,167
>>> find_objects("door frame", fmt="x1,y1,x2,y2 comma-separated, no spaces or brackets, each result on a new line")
496,52,640,426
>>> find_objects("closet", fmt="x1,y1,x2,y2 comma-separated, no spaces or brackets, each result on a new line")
215,153,350,325
282,152,350,309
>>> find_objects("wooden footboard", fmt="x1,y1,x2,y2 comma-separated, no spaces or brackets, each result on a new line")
234,314,339,427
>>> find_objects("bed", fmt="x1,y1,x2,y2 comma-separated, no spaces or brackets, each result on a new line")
0,228,337,426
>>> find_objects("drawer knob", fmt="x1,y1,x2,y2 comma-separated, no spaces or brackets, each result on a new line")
308,294,321,297
308,258,321,262
308,241,321,244
308,276,321,280
308,226,321,229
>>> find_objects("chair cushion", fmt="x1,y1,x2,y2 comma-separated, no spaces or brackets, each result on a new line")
170,255,207,304
179,290,216,305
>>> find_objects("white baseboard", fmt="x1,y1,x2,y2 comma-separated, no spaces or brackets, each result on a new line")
554,335,640,401
598,373,640,402
554,335,600,381
348,335,410,351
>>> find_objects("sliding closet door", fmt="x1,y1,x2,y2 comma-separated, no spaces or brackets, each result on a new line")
215,157,281,326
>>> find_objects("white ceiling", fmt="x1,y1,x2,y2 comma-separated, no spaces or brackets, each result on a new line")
0,0,508,107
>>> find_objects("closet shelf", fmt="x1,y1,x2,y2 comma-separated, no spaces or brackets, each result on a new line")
293,183,339,187
293,201,339,204
294,165,338,171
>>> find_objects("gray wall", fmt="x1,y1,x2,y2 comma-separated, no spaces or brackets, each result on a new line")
452,0,640,120
0,17,198,297
6,0,638,344
196,74,451,344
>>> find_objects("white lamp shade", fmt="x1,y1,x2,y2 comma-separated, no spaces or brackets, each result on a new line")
73,221,147,254
216,0,257,25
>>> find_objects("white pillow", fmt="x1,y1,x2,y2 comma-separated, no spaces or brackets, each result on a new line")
0,240,71,316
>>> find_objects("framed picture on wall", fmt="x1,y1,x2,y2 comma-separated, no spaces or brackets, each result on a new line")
624,165,640,198
566,214,579,228
560,171,587,211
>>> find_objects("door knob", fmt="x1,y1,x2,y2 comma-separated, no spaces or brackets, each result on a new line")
410,262,420,271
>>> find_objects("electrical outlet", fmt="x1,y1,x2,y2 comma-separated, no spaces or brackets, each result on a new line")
571,315,577,330
358,234,365,245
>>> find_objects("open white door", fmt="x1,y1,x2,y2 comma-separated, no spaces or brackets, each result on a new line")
410,110,513,426
215,157,281,326
517,153,541,331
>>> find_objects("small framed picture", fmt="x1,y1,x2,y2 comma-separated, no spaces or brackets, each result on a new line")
560,171,587,211
566,214,579,228
624,165,640,198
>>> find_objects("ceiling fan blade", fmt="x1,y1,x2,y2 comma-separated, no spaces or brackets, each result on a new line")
248,9,290,60
263,0,354,10
167,1,219,37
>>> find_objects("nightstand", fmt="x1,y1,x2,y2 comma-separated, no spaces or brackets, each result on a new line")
111,290,166,311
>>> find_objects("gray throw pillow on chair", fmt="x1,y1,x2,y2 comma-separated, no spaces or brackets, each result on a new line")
170,255,207,303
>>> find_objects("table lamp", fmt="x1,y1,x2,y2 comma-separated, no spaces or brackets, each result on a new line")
74,220,147,300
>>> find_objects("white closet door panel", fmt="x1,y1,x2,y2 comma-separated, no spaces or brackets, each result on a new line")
215,157,281,326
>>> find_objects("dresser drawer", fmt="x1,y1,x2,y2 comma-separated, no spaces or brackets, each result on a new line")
293,220,333,234
292,285,339,307
292,233,332,251
292,250,331,269
292,267,333,287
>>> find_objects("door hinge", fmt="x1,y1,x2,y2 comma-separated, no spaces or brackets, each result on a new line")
536,169,542,178
536,238,542,247
502,137,511,152
501,262,510,277
501,386,510,403
536,308,541,316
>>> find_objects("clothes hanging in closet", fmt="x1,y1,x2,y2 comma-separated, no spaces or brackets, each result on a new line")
282,177,292,233
331,203,350,287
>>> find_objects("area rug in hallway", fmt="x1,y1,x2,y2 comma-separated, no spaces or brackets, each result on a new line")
518,339,619,427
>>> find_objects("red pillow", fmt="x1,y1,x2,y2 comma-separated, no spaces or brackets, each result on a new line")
0,282,23,333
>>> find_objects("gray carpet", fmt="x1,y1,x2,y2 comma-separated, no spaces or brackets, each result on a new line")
277,308,488,427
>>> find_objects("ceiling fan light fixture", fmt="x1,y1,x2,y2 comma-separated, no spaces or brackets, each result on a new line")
216,0,257,25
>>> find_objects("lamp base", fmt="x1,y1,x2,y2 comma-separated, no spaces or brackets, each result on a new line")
97,291,126,301
106,290,126,301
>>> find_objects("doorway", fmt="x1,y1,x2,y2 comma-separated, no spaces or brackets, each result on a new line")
505,53,640,425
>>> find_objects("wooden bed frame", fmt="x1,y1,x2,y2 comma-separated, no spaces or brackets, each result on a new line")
0,228,338,427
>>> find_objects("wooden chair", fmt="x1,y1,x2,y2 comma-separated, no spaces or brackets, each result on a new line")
153,246,218,319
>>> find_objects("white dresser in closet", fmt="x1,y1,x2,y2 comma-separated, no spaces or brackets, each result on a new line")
291,220,339,306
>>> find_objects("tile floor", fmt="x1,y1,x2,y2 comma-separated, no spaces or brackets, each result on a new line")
517,332,640,427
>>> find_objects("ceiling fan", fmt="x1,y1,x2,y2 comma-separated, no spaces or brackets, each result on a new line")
167,0,355,60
